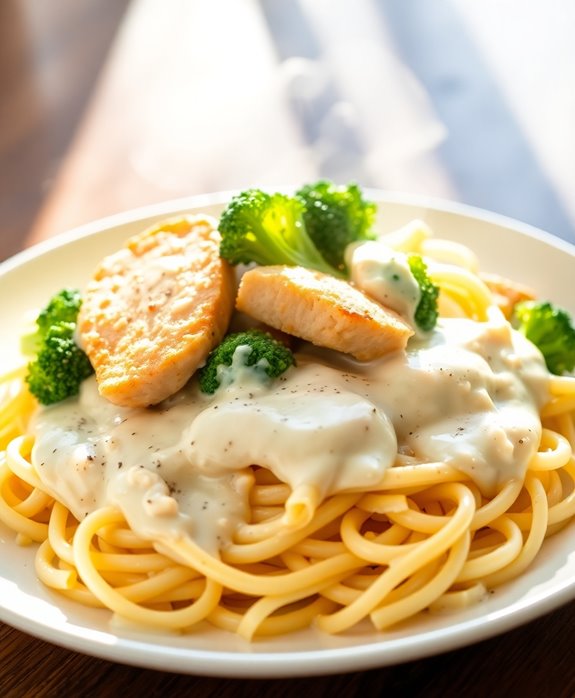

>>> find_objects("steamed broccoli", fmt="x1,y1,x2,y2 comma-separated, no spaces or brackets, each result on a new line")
219,189,341,277
24,289,94,405
512,300,575,375
199,329,295,394
21,288,83,356
407,254,439,332
36,288,83,336
295,180,376,272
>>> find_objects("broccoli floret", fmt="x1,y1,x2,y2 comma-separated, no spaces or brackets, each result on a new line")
199,329,295,394
512,300,575,375
36,288,83,337
24,289,94,405
296,180,376,272
407,254,439,332
21,288,83,356
218,188,344,277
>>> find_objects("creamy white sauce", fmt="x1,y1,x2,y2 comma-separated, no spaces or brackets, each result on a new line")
31,312,550,553
347,241,422,331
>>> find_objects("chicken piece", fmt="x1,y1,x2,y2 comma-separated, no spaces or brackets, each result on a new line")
479,272,536,319
78,215,235,407
236,265,413,361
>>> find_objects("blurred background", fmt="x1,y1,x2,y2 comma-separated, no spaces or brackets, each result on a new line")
1,0,574,262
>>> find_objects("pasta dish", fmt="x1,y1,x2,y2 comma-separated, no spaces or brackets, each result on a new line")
1,187,575,642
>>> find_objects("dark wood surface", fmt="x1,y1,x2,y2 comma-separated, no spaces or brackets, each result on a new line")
2,1,575,695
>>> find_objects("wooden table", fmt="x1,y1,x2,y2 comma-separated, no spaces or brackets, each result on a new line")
2,1,575,695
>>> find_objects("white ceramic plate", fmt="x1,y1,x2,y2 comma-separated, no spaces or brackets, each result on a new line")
1,192,575,678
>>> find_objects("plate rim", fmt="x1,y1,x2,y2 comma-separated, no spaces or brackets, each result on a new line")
6,189,575,271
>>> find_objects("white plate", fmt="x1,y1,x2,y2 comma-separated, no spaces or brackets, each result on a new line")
1,192,575,678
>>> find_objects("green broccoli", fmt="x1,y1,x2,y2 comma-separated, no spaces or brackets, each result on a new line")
24,289,94,405
295,180,376,272
219,188,341,277
512,300,575,375
21,288,83,355
199,329,295,394
407,254,439,332
36,288,83,337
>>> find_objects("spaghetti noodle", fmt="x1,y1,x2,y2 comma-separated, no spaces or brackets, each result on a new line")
1,225,575,641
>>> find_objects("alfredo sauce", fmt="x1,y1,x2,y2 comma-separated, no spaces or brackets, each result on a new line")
31,314,549,553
